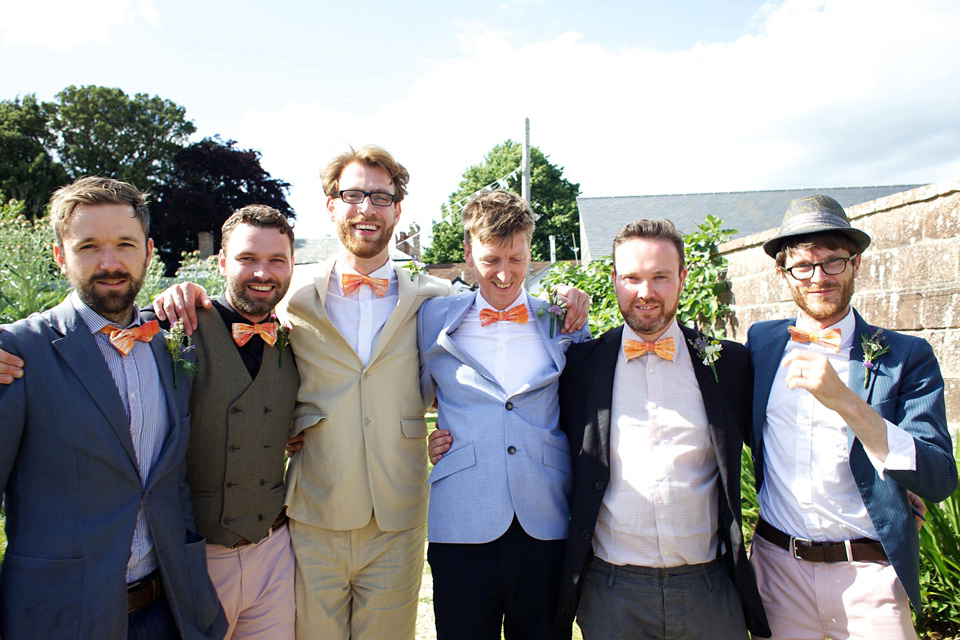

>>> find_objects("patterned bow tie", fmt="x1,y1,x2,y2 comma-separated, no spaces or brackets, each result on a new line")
232,322,278,347
788,326,842,352
478,304,528,327
100,320,160,356
341,273,389,297
623,337,676,361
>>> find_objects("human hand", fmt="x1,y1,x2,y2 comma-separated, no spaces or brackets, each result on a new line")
554,285,590,333
152,282,212,335
908,490,927,531
428,428,452,465
285,433,304,458
0,335,24,384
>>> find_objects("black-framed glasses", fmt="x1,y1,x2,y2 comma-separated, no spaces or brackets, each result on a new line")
338,190,396,206
781,254,857,280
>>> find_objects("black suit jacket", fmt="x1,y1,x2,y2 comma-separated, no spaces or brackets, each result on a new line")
556,323,770,637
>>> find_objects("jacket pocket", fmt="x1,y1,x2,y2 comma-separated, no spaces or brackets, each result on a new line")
428,442,477,483
543,442,572,474
401,416,428,438
184,532,222,632
0,553,83,638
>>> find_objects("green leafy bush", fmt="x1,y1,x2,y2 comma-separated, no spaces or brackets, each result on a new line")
917,461,960,635
0,201,69,323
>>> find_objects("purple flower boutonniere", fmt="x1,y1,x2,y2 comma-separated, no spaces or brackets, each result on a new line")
860,327,890,389
688,324,723,383
272,314,292,368
536,287,567,338
163,319,196,387
403,259,428,281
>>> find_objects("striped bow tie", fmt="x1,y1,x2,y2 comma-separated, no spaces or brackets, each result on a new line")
232,322,278,347
341,273,389,297
100,320,160,356
624,337,676,361
478,304,528,327
788,326,842,352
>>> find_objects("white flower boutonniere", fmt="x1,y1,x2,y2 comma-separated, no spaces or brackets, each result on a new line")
688,324,723,383
403,259,428,281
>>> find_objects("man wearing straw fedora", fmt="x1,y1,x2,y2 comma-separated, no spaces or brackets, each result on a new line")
747,195,958,639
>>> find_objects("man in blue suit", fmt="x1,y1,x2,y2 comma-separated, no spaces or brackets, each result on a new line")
747,195,958,639
419,189,590,640
0,178,226,639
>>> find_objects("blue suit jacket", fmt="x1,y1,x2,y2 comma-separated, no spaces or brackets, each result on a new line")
0,298,227,640
556,324,770,636
748,310,958,609
418,292,590,544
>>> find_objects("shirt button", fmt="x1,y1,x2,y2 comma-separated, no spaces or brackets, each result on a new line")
507,446,516,454
505,401,514,410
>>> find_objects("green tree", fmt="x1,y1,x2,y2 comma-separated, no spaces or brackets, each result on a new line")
0,95,68,219
151,137,294,273
44,85,196,193
423,140,580,263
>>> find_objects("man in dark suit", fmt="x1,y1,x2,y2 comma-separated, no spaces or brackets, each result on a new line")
747,195,957,639
0,177,226,639
556,219,769,639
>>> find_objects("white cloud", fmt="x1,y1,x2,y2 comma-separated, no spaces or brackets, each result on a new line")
231,0,960,241
0,0,158,51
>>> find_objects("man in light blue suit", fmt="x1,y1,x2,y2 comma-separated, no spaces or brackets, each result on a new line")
419,189,590,640
747,195,958,639
0,178,226,640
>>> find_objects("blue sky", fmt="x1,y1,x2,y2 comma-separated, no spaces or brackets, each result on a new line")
2,0,959,241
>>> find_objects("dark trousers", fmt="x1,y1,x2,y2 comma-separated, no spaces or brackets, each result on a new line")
428,517,571,640
127,593,179,640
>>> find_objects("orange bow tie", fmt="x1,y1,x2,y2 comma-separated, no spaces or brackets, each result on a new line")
100,320,160,356
232,322,278,347
478,304,528,327
341,273,389,297
788,326,842,352
624,337,676,361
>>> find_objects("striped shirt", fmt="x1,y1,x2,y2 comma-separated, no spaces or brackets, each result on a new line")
71,291,170,583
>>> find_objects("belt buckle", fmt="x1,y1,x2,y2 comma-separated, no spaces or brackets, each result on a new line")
789,535,814,560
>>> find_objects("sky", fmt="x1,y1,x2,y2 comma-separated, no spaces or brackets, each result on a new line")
2,0,959,243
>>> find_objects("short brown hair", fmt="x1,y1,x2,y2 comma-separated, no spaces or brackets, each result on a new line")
612,219,685,271
221,204,295,252
775,231,859,269
321,145,409,203
49,177,149,247
461,189,535,248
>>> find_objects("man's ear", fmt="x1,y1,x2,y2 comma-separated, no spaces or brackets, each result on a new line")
53,242,67,274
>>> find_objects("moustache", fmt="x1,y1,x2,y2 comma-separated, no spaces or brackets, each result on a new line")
90,270,132,281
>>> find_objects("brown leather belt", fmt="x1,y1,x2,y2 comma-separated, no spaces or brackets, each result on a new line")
231,511,289,548
127,570,163,614
755,518,887,563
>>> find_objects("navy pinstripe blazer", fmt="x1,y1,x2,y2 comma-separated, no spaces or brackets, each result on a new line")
747,309,958,609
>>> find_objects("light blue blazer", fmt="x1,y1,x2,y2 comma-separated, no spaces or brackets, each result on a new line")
748,309,958,609
0,298,226,640
418,292,590,544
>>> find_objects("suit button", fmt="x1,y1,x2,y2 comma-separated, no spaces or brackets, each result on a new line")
595,481,605,490
258,514,264,521
507,446,516,454
230,407,241,414
229,444,238,452
223,518,233,525
581,531,592,539
260,479,267,486
226,482,235,488
263,407,272,414
505,401,514,410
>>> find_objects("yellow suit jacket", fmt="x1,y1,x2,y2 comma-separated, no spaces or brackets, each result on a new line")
281,258,452,532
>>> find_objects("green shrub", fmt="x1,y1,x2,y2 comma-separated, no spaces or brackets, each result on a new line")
0,201,69,323
917,460,960,635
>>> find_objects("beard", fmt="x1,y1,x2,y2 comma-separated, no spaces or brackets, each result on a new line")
226,276,290,321
336,214,396,259
76,268,145,322
789,275,855,322
620,296,678,338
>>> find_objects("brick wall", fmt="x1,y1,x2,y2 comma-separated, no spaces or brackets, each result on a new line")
720,178,960,447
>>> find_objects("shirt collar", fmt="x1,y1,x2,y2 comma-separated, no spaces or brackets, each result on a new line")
71,290,145,334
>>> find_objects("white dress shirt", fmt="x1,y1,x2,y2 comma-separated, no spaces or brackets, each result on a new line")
759,309,917,541
325,261,398,365
593,320,720,568
449,290,551,396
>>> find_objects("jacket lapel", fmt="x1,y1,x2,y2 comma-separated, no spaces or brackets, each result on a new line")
49,299,140,469
751,321,792,444
145,332,184,482
367,262,418,364
594,326,622,467
431,292,503,390
848,310,877,403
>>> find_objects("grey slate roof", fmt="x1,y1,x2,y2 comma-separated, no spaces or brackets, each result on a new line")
577,185,921,262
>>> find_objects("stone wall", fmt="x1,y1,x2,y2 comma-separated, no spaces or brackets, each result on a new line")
720,178,960,447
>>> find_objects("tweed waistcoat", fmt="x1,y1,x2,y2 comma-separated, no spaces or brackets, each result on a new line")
186,308,300,547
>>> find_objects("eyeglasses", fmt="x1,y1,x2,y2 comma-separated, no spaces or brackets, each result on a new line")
338,190,396,206
781,254,857,280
